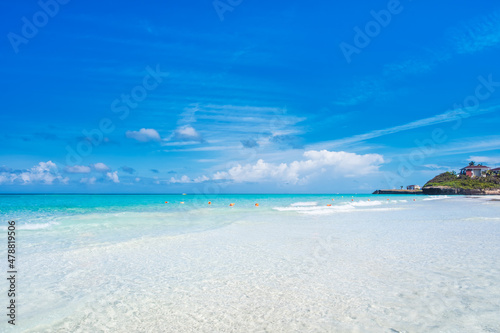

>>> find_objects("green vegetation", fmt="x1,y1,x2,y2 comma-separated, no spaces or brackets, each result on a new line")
424,171,500,190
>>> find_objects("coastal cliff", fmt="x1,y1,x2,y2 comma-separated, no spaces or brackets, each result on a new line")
422,171,500,195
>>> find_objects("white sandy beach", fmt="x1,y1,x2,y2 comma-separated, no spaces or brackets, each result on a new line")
2,195,496,332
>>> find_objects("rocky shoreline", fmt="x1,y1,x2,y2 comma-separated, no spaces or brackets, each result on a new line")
376,169,500,195
422,186,500,195
372,189,423,195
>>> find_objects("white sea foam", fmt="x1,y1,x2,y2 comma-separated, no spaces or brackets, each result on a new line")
463,216,500,221
273,205,328,212
274,199,397,214
1,222,59,230
350,200,383,207
298,205,405,215
23,222,60,230
423,195,449,201
290,201,318,206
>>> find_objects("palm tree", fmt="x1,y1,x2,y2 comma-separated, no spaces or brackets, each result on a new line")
469,161,475,166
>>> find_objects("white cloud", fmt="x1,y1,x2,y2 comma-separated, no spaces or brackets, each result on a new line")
80,177,96,185
193,175,209,183
0,174,10,184
168,174,209,184
172,125,201,141
169,175,191,183
0,161,68,185
213,150,384,184
126,128,161,142
65,165,91,173
106,171,119,183
92,163,110,172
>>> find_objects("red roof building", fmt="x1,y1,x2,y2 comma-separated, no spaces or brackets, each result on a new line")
460,165,490,177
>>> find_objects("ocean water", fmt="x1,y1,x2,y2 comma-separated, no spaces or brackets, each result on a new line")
1,194,500,332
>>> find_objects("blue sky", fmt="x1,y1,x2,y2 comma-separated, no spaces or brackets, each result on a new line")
1,0,500,193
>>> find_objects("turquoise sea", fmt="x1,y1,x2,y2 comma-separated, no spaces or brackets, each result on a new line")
1,194,500,332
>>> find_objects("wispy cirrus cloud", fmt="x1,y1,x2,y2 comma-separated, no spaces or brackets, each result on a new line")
436,136,500,157
387,136,500,162
448,10,500,55
161,104,305,153
163,145,241,152
309,104,500,151
383,51,451,78
331,79,386,106
423,164,451,170
467,155,500,165
334,11,500,107
65,165,91,173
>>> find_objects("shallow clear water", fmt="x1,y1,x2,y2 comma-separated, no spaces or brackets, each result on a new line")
1,194,499,332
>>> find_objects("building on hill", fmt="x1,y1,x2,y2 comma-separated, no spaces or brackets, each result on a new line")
460,165,490,177
407,185,421,190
